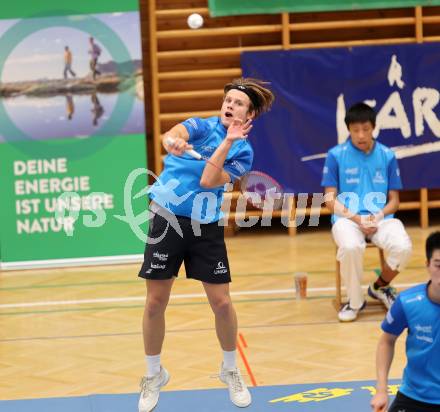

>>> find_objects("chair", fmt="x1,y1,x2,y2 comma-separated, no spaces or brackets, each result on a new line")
333,242,385,311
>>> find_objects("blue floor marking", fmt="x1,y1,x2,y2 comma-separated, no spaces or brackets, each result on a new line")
0,379,401,411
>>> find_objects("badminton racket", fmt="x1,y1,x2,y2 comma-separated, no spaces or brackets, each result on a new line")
164,136,284,210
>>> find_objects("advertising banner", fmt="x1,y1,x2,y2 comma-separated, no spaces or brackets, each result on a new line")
0,1,147,267
209,0,440,17
241,43,440,193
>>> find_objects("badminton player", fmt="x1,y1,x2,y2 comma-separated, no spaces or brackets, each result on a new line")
138,78,274,412
371,231,440,412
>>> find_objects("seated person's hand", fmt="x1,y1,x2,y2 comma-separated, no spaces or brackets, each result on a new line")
372,210,384,225
359,214,379,236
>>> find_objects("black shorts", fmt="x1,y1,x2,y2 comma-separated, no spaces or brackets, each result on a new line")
389,392,440,412
138,206,231,284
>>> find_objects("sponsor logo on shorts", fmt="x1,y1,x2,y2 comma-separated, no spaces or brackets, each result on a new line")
213,261,228,275
153,252,168,262
151,263,166,270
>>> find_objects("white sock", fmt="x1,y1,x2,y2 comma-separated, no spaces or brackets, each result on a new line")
223,350,237,371
146,354,161,377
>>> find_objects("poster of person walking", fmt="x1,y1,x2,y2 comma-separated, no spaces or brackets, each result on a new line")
0,12,144,141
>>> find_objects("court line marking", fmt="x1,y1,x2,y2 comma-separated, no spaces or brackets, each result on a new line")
0,264,425,283
239,333,248,348
1,317,385,343
237,333,257,386
0,296,334,317
0,283,419,310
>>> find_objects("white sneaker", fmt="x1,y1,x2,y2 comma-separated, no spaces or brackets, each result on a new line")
338,301,366,322
138,366,170,412
368,283,397,309
219,363,252,408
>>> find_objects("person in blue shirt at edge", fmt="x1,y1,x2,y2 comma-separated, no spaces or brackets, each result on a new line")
371,231,440,412
137,78,274,412
322,102,412,322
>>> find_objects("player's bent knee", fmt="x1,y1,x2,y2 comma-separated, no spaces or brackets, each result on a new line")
388,243,412,271
393,241,412,259
398,244,412,267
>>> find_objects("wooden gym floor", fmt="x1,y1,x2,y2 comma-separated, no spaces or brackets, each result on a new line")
0,223,437,402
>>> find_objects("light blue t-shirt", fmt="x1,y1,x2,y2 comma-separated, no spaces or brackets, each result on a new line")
321,139,402,224
381,283,440,404
149,116,253,222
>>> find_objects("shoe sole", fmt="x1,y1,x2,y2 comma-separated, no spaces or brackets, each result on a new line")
338,301,367,322
338,317,357,322
233,400,252,408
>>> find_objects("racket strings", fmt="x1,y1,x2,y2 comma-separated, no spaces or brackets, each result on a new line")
190,150,283,211
241,172,284,210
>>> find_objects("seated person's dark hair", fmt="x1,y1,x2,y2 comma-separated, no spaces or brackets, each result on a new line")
426,231,440,261
345,102,376,128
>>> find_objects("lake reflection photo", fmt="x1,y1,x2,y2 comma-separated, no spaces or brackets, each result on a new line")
0,12,145,142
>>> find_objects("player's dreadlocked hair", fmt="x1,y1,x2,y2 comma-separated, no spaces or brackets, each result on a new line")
223,77,275,118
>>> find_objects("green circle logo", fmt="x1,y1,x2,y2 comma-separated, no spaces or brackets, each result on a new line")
0,12,137,159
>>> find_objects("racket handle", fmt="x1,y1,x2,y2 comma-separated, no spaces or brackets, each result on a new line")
164,136,202,160
185,149,202,160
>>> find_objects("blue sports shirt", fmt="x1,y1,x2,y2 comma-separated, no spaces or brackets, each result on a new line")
381,283,440,404
149,116,253,222
321,139,402,223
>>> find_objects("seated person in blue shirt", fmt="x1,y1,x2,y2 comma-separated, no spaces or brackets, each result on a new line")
322,102,412,322
371,231,440,412
137,78,274,412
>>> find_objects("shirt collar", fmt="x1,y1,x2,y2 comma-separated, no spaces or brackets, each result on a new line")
426,280,440,307
348,138,376,155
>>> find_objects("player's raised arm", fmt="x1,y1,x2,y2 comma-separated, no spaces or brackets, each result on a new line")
200,119,252,188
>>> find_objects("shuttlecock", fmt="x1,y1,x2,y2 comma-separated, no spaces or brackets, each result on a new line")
187,13,204,29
